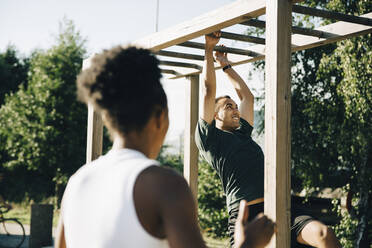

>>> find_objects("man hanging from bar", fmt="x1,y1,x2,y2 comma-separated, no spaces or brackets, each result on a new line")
195,31,342,248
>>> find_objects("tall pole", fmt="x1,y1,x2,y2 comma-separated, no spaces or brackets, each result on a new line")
264,0,292,247
184,75,200,207
155,0,160,32
86,103,103,163
83,57,103,163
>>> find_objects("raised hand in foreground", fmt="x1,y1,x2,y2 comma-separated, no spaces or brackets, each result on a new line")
234,200,276,248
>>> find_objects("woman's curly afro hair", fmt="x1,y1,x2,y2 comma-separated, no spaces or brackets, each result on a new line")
77,46,167,134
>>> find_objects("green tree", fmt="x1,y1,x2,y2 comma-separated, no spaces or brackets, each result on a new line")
197,159,228,238
0,45,29,106
290,2,371,247
0,19,87,204
157,147,228,238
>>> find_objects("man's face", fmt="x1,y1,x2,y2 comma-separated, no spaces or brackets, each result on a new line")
215,98,240,131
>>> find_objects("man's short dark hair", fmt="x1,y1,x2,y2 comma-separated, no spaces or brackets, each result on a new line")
77,46,167,135
215,95,231,112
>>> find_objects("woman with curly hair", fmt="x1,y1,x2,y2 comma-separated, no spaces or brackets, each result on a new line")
55,45,275,248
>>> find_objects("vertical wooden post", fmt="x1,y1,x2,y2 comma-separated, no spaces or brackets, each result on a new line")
264,0,292,247
83,56,103,163
184,75,200,204
86,103,103,163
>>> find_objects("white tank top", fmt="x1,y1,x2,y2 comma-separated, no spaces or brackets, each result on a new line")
62,148,169,248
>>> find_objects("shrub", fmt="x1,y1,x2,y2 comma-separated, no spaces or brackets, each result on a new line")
158,149,228,238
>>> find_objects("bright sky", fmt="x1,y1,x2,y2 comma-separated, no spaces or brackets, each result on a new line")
0,0,264,147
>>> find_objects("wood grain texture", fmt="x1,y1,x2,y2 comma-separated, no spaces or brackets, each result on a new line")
264,0,292,247
86,103,103,163
292,5,372,26
133,0,267,51
168,12,372,79
183,75,200,207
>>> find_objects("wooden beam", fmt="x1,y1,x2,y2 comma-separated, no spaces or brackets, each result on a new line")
184,75,200,205
293,5,372,26
290,12,372,51
168,12,372,79
264,0,292,247
86,103,103,163
290,25,337,38
177,41,261,57
83,57,104,163
160,69,181,76
156,50,205,61
134,0,268,51
220,31,266,44
159,60,202,70
241,19,338,38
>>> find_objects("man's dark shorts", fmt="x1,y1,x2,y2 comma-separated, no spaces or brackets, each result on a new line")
228,202,315,248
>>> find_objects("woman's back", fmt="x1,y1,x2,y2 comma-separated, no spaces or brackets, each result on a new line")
62,148,169,248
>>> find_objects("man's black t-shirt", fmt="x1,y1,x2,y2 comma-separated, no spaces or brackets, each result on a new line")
195,117,264,212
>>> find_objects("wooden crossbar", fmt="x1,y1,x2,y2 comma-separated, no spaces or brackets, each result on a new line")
133,0,268,51
242,19,338,39
155,50,205,61
293,5,372,26
169,12,372,79
220,31,265,44
161,69,181,76
177,41,261,57
159,60,202,70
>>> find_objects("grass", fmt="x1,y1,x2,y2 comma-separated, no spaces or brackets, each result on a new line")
2,203,30,225
204,235,229,248
3,203,60,227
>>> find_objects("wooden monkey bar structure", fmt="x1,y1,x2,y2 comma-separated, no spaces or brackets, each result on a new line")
84,1,372,247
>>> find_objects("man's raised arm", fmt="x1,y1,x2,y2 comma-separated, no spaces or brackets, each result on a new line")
215,49,255,126
200,32,221,124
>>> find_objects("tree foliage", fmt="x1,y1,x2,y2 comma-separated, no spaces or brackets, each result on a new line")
0,19,87,203
291,36,371,247
291,1,371,246
157,148,228,238
197,159,228,238
0,45,29,106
